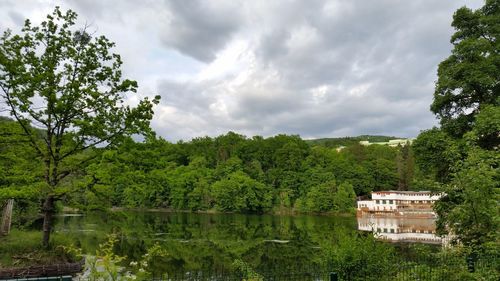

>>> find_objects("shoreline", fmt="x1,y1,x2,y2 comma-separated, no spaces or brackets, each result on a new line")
64,206,356,217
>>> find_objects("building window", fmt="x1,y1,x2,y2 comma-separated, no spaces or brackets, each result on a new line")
376,200,380,204
383,228,388,233
377,228,381,233
390,229,395,233
389,200,393,204
382,200,386,204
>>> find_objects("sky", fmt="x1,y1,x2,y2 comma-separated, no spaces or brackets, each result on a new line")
0,0,484,141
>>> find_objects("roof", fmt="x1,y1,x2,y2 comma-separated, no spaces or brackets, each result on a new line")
373,190,433,194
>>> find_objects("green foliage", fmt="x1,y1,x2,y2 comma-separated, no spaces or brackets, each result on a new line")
301,180,355,213
325,231,396,280
333,182,356,212
0,7,159,245
56,130,406,213
212,171,272,212
0,229,77,266
413,128,462,182
434,148,499,250
233,259,264,281
86,234,127,281
466,104,500,150
431,1,500,137
396,144,415,190
416,0,499,251
304,180,337,212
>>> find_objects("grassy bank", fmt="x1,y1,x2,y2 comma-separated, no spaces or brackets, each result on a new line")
0,230,76,268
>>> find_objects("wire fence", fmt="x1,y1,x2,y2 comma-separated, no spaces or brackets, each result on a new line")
150,254,499,281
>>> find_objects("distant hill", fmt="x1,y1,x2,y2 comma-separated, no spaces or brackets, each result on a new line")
0,116,13,122
305,135,400,147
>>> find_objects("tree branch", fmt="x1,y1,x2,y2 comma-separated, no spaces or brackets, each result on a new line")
1,84,44,158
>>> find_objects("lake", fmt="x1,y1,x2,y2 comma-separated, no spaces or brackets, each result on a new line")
53,211,440,276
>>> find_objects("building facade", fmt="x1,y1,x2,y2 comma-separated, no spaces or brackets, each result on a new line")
357,191,443,217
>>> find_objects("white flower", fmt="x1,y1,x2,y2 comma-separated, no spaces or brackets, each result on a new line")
129,261,138,266
139,268,145,273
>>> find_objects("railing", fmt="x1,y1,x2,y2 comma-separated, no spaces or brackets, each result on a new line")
150,254,499,281
6,255,495,280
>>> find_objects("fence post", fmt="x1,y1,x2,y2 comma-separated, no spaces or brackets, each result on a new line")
466,255,475,273
330,272,338,281
1,199,14,236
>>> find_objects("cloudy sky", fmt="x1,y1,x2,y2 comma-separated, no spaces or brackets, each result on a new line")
0,0,483,141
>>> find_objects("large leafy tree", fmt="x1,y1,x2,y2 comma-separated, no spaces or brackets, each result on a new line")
434,149,499,249
0,8,159,246
431,0,499,137
416,0,500,251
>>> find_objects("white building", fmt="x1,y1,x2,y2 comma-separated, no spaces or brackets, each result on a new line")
357,191,443,216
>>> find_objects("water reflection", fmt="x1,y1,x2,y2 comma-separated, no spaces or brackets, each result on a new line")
53,212,356,274
357,214,449,245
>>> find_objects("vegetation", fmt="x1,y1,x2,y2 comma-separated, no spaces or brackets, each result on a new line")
414,0,499,252
65,132,415,213
0,0,498,277
3,212,496,280
431,0,499,138
0,229,76,267
0,7,160,246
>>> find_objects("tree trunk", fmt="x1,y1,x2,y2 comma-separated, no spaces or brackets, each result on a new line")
42,196,55,248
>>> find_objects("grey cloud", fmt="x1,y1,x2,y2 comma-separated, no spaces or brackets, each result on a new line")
8,10,24,26
159,1,242,62
158,79,215,111
0,0,483,141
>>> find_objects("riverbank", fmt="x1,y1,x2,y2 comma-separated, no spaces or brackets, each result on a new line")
0,230,77,268
90,206,357,217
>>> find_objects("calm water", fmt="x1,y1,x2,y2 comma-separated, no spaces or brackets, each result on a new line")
357,215,448,245
53,211,437,274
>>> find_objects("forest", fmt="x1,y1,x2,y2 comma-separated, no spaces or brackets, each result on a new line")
1,115,416,218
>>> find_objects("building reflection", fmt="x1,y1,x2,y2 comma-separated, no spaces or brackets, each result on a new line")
357,215,450,245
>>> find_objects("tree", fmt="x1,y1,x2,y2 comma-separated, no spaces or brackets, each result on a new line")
467,104,500,150
431,0,499,137
420,0,500,250
396,144,414,191
211,171,272,212
0,118,42,227
332,182,356,212
0,8,160,246
434,149,499,250
413,128,462,183
304,180,336,212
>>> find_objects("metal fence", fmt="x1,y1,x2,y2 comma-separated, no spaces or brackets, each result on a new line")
150,254,499,281
3,255,497,281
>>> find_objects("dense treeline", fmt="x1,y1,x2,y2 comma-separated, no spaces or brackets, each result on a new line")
72,132,418,213
1,117,418,215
